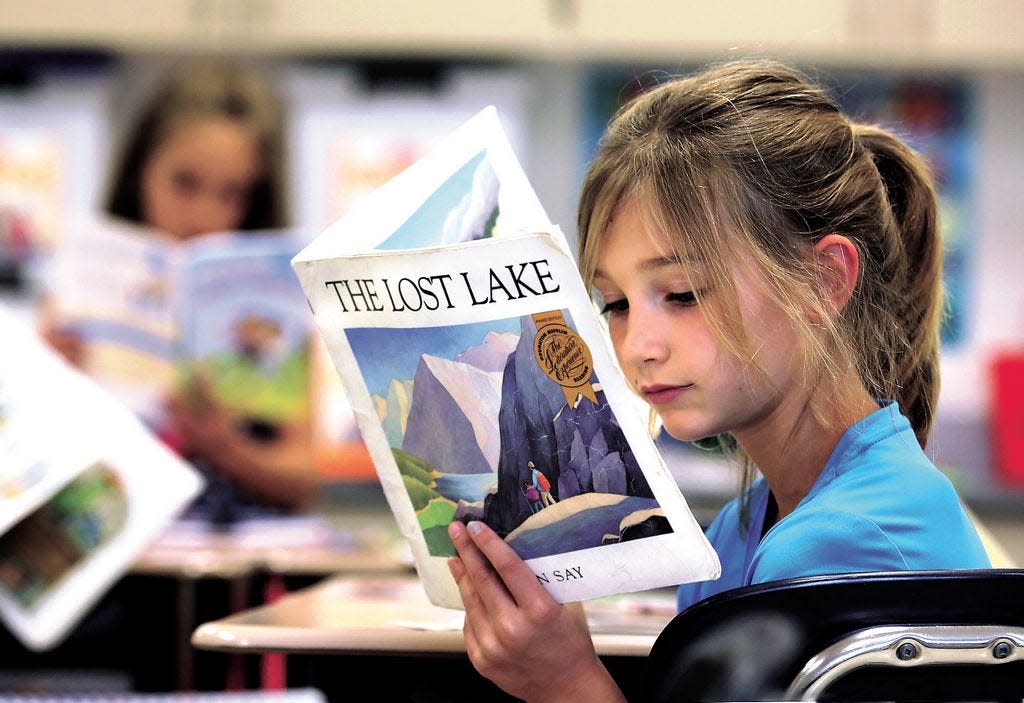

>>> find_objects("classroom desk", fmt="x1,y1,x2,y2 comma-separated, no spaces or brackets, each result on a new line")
190,572,679,700
191,572,676,657
134,515,411,578
132,514,412,691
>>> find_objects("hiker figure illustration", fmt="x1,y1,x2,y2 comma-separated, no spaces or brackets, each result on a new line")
528,461,556,507
521,480,542,514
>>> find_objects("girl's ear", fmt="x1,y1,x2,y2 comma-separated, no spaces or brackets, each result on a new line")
813,233,859,316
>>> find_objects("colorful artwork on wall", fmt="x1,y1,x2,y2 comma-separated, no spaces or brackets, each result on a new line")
837,75,973,346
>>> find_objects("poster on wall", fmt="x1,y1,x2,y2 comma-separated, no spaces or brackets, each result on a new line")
582,66,974,347
836,75,973,347
0,74,108,288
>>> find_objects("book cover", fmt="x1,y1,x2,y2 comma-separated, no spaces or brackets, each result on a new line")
0,307,203,650
292,107,720,607
53,221,313,437
176,231,312,440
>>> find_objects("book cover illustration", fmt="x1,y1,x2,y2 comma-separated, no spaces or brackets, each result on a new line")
0,462,127,608
348,310,672,565
177,233,312,437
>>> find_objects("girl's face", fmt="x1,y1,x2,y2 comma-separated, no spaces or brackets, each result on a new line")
592,197,804,444
140,117,262,241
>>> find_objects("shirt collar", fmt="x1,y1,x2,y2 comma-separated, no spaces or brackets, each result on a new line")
803,400,909,502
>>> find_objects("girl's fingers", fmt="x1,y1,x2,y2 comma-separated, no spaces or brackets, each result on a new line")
449,555,489,664
449,556,485,616
447,555,466,583
461,606,480,661
448,521,512,606
451,520,553,611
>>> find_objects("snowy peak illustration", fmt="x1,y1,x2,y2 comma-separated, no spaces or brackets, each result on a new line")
402,354,504,474
441,153,500,245
454,331,518,371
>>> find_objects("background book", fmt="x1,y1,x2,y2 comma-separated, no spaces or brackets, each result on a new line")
52,219,314,441
0,306,202,650
175,230,313,445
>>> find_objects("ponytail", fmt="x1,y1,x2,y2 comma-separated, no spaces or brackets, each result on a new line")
853,124,943,447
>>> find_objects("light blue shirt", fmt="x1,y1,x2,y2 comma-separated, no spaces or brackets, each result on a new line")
678,402,991,611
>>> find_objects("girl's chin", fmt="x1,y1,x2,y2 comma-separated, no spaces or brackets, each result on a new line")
659,421,717,444
655,408,726,443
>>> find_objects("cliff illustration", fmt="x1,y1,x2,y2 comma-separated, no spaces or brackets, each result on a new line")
479,314,657,537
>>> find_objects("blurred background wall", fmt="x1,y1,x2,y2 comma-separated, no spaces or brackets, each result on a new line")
1,0,1022,501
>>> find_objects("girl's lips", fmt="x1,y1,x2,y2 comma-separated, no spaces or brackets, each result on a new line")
640,384,693,405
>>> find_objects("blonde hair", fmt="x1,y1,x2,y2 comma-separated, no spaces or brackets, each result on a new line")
579,60,942,518
106,61,288,230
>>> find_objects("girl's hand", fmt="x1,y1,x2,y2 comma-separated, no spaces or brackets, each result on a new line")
36,295,85,367
41,325,85,367
164,374,235,460
164,372,319,510
447,520,627,703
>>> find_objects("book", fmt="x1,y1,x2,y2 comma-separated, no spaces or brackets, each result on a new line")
51,220,314,442
0,306,203,650
292,107,720,608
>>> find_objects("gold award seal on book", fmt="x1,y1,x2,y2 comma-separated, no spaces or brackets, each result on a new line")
532,310,599,406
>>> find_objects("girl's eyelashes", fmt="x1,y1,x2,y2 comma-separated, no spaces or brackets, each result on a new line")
667,290,700,306
599,298,628,317
599,290,701,317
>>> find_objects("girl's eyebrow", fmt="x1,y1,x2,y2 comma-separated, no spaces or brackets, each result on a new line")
593,254,702,282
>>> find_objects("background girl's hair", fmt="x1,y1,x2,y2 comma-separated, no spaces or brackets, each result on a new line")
578,59,943,521
105,61,289,230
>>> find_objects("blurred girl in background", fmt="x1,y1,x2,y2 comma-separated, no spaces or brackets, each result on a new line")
43,61,319,513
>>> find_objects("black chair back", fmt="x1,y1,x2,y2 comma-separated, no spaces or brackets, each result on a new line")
642,569,1024,702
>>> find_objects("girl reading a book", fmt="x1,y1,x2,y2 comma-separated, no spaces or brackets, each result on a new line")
42,62,319,513
445,59,991,702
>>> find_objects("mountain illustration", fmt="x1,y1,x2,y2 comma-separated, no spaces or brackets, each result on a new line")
441,153,500,245
478,313,659,537
455,331,518,372
375,378,415,448
402,353,504,475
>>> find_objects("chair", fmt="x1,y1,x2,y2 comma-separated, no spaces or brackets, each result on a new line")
641,569,1024,702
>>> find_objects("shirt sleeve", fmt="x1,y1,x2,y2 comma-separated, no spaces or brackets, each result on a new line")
750,507,911,584
676,500,738,611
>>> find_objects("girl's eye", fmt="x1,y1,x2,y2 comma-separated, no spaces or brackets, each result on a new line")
599,298,629,317
667,291,699,307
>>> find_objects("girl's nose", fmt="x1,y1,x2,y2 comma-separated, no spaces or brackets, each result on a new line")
617,307,669,370
185,194,234,238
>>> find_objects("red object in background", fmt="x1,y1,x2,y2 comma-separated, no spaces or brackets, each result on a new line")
990,351,1024,486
